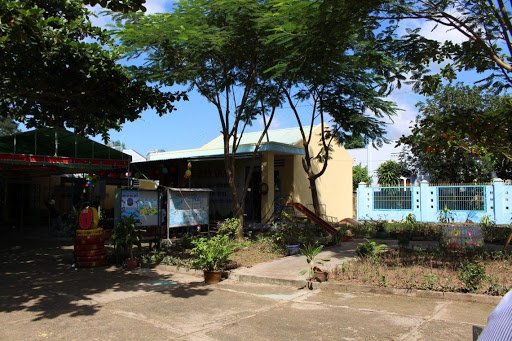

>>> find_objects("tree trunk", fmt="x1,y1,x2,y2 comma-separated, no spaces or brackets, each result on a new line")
225,155,245,241
308,176,321,217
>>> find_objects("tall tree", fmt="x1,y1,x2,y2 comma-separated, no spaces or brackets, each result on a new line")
0,0,183,141
0,116,19,136
264,0,401,215
115,0,282,234
383,0,512,94
398,84,500,183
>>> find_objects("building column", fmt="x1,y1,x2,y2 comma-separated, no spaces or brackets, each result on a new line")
261,151,274,223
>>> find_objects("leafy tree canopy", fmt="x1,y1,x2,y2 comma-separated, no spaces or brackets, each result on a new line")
353,164,372,189
261,0,403,214
0,0,184,141
0,115,19,136
398,84,502,183
383,0,512,94
377,160,403,185
344,135,366,149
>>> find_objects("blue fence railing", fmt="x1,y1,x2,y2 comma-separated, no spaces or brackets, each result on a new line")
357,179,512,224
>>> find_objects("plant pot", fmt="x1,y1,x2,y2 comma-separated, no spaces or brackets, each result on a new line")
286,244,301,255
313,267,328,282
204,270,222,284
314,271,328,282
126,258,138,269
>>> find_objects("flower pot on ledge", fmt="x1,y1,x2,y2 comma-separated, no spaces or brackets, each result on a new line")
204,270,222,284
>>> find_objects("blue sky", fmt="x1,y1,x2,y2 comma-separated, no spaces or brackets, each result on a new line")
80,1,480,156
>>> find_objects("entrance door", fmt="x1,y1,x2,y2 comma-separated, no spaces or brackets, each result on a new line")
244,169,261,222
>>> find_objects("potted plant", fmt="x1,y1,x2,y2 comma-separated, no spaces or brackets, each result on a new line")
299,243,330,289
191,234,235,284
110,215,142,268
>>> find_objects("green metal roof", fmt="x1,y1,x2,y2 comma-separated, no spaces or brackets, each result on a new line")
201,125,315,149
147,142,305,161
0,127,130,161
146,126,312,162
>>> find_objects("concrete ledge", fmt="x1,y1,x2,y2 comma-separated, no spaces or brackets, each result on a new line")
155,264,203,277
231,273,503,305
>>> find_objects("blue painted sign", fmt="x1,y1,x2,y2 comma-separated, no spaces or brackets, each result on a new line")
167,189,210,227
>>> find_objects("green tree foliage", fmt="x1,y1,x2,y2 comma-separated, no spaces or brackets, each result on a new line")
377,160,402,186
111,140,126,151
114,0,281,233
84,0,146,13
263,0,402,215
344,135,366,149
0,116,19,136
0,0,183,141
383,0,512,93
353,164,372,190
399,84,499,183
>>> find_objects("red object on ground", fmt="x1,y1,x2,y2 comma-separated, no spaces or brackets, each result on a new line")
75,249,107,257
76,254,107,263
74,243,104,251
287,202,338,236
75,235,104,244
79,207,93,229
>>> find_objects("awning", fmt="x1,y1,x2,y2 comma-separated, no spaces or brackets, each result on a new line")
0,128,131,178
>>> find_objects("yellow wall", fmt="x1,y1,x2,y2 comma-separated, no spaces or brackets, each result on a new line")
291,126,354,221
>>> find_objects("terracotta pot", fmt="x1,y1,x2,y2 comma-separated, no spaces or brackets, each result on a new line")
314,270,328,282
204,270,222,284
126,258,138,269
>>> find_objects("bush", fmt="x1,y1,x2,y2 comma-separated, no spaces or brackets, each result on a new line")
351,221,378,238
218,218,242,240
384,222,442,241
458,259,486,292
353,164,372,189
482,225,512,244
356,239,387,258
191,234,235,271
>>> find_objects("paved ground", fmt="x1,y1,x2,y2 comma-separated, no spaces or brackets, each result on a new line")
0,233,497,340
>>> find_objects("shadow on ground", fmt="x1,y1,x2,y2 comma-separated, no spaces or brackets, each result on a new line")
0,229,211,321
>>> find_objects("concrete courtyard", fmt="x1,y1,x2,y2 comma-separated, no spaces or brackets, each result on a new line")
0,235,497,340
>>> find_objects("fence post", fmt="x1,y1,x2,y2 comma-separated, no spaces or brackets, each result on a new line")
419,180,434,222
412,185,421,222
493,178,506,224
357,182,368,221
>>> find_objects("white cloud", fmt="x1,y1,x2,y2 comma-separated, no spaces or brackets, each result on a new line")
382,89,423,140
256,115,283,131
144,0,174,14
397,17,468,45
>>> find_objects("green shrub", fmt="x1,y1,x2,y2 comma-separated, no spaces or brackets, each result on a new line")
458,259,486,292
191,234,235,271
482,225,512,244
384,222,442,241
180,233,194,249
218,218,242,240
422,273,438,290
355,239,387,258
353,164,372,189
351,221,378,238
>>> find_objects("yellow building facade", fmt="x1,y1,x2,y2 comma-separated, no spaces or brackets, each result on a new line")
146,125,354,223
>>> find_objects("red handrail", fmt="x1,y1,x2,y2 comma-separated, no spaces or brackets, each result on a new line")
287,203,337,236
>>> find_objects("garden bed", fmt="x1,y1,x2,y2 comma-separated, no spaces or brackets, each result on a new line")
332,246,512,296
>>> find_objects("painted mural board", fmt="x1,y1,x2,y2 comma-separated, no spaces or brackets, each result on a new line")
442,225,484,248
120,190,159,226
167,188,211,228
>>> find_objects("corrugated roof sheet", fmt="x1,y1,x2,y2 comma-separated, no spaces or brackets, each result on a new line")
146,126,315,161
201,125,316,149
